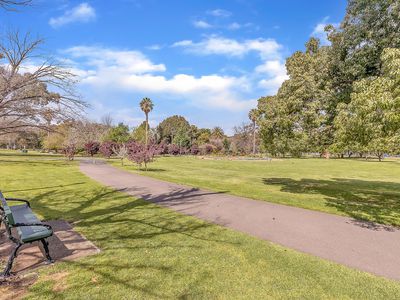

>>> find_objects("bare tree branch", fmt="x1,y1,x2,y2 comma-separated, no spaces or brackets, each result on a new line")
0,31,88,135
0,0,32,11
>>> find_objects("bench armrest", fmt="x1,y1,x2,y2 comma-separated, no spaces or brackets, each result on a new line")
12,222,52,231
5,198,31,207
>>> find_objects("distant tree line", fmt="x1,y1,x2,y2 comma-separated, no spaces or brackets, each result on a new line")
254,0,400,160
0,108,262,171
0,115,256,153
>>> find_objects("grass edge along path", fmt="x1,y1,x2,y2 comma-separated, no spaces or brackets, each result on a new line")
108,156,400,227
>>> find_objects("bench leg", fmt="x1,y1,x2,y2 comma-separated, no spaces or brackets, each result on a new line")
40,239,54,264
3,242,22,277
0,211,3,232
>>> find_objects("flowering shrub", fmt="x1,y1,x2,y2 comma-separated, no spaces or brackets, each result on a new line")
99,141,117,158
84,141,100,157
190,144,199,155
127,141,156,170
199,144,215,155
167,144,180,155
126,140,141,154
156,141,169,155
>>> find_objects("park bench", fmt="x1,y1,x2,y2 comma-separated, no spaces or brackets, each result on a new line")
0,191,53,277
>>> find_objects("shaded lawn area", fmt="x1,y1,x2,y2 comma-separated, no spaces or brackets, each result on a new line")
110,156,400,226
1,153,400,299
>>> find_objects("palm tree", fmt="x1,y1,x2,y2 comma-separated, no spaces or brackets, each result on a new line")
140,97,154,147
211,127,225,139
248,108,259,155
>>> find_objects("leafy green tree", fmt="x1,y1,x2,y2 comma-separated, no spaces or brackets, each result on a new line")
172,129,191,149
157,115,190,143
333,48,400,160
140,97,154,146
131,121,147,143
197,128,211,145
258,38,332,156
222,137,231,154
257,0,400,158
103,123,130,143
188,125,200,144
327,0,400,107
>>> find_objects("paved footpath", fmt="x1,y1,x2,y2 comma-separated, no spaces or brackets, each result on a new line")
80,160,400,281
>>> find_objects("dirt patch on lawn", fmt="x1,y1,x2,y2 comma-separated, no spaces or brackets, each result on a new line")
0,220,100,298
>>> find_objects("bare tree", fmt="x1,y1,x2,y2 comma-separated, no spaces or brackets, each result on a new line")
101,113,113,128
231,123,254,155
0,31,87,135
67,120,108,149
0,0,32,11
112,144,128,166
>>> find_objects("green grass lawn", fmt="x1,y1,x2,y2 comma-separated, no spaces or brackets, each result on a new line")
110,156,400,227
1,152,400,299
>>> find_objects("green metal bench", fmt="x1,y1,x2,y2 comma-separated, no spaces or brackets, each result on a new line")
0,191,53,277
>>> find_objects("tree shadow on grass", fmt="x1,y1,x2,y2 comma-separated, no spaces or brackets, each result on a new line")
0,160,65,167
25,187,237,246
2,186,240,296
263,177,400,227
3,182,85,193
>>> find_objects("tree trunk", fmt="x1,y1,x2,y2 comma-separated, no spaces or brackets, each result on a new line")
252,121,256,155
377,153,383,162
145,113,149,147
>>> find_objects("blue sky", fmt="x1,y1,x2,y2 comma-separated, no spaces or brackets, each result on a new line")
1,0,347,133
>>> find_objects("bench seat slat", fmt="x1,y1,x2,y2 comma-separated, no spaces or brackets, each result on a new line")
10,205,53,243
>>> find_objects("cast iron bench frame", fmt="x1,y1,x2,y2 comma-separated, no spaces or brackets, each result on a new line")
0,191,54,277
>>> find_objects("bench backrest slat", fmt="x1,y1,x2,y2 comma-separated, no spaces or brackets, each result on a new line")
0,191,15,226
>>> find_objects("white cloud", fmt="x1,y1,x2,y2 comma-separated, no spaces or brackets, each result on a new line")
172,35,282,59
146,44,163,50
192,20,213,29
255,60,288,93
172,40,193,47
227,22,241,30
207,9,232,18
63,46,166,73
311,16,338,45
85,73,254,111
171,35,287,95
255,60,285,74
49,2,96,28
63,46,255,111
227,22,254,31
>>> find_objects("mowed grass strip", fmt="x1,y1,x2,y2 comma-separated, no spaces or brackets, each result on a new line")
1,152,400,299
110,156,400,226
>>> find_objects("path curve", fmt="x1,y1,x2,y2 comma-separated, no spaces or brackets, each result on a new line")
80,160,400,280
